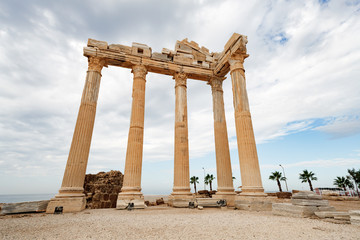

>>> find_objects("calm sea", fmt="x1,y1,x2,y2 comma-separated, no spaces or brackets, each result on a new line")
0,194,55,203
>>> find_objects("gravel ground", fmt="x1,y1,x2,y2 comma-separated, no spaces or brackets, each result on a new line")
1,207,359,240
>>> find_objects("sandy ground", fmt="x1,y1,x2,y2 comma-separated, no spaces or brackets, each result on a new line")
1,207,359,240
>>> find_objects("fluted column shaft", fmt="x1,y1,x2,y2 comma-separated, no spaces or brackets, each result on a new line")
229,54,264,194
59,56,105,197
120,65,147,196
172,72,191,196
210,78,235,194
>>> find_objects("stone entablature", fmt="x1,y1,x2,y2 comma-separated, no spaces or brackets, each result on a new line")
84,33,248,81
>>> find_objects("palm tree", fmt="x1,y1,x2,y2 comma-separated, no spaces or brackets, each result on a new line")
204,174,215,191
190,176,199,194
333,176,354,191
269,171,286,192
348,168,360,197
299,169,317,191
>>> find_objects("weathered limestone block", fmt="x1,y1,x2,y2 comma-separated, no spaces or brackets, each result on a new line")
292,191,322,200
108,44,132,54
171,199,195,208
173,55,193,65
87,38,108,50
131,42,151,57
175,41,193,54
223,33,241,51
116,199,146,210
202,62,210,68
350,211,360,225
315,211,336,219
206,55,214,62
161,48,175,56
291,199,328,206
349,210,360,217
46,197,85,213
196,198,222,208
1,200,50,215
235,199,272,211
192,50,206,62
333,212,350,221
189,40,200,50
318,206,336,211
152,52,171,61
272,203,318,218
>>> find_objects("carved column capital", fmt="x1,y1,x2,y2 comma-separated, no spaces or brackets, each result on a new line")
174,72,187,88
229,53,249,73
131,65,147,79
88,57,106,73
210,77,224,93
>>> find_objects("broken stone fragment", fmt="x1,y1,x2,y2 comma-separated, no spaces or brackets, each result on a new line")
173,55,193,65
192,50,206,62
189,41,200,50
131,42,152,57
291,199,328,206
201,46,210,54
206,55,214,62
272,203,318,218
152,52,171,61
132,42,150,49
175,41,193,54
314,211,336,219
87,38,108,50
202,62,210,68
108,44,132,54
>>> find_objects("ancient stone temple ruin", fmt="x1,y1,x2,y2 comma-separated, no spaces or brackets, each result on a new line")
46,33,265,213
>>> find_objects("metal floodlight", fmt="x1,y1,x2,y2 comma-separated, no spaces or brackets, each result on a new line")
216,199,227,207
127,202,134,211
54,206,63,214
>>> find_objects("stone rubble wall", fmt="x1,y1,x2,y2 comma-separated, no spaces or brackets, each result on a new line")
83,170,123,209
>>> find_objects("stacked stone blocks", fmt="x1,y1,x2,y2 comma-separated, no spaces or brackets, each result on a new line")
272,191,335,218
83,171,123,209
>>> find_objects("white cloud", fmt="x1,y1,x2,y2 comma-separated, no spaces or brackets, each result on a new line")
1,0,360,194
315,116,360,138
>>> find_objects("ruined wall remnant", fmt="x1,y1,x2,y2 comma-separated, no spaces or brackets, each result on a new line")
83,170,123,209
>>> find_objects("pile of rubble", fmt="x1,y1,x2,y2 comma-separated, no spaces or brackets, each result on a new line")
83,170,123,209
272,191,335,218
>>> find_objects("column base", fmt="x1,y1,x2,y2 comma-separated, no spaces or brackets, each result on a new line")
171,186,192,199
213,191,236,207
239,186,266,197
116,191,146,210
168,194,195,208
46,196,86,213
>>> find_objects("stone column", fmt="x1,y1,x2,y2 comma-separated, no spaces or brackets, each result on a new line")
47,56,105,213
117,65,147,209
229,53,265,196
171,72,192,198
210,77,236,205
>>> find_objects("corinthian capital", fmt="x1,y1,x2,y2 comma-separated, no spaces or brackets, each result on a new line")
210,77,224,93
88,57,106,73
132,65,147,79
229,53,249,73
174,72,187,88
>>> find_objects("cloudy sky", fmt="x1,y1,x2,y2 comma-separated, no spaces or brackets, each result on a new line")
1,0,360,195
